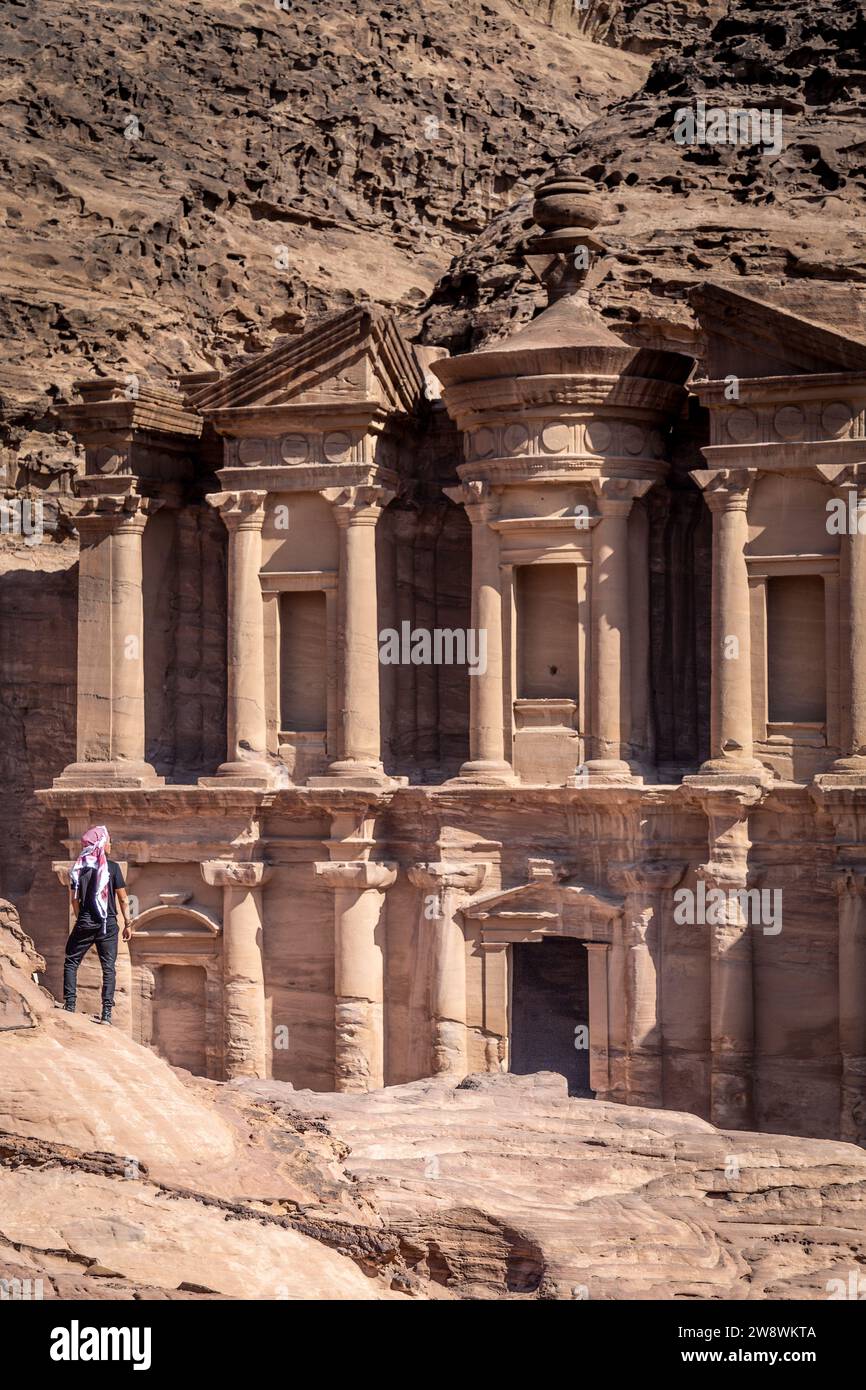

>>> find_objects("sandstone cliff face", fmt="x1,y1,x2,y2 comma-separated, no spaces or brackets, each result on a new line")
0,0,647,439
420,0,866,360
2,903,866,1301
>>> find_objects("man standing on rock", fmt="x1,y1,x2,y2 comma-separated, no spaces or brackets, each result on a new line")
63,825,132,1026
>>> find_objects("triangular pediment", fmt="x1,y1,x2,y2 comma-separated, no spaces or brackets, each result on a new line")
464,877,622,932
690,282,866,379
189,306,425,417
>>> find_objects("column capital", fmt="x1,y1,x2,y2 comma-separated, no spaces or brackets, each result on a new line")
608,860,686,894
315,860,397,891
52,859,73,887
201,859,273,889
206,490,268,532
832,865,866,897
443,479,500,524
320,484,394,525
408,860,489,895
692,468,753,512
817,462,866,497
73,492,160,537
592,477,653,515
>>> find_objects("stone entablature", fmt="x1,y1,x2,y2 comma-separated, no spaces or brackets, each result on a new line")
697,375,866,450
60,379,203,484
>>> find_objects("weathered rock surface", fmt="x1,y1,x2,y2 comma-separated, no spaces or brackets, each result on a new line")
420,0,866,363
0,0,647,438
2,902,866,1300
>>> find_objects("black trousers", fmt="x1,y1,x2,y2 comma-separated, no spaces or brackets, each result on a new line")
63,920,118,1009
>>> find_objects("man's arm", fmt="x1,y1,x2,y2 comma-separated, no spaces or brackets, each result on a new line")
117,886,134,940
68,886,78,931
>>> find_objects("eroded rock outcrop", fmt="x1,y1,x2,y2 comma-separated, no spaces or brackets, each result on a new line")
0,0,647,438
2,902,866,1300
420,0,866,363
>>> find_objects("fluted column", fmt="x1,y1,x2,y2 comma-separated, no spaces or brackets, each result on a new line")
693,469,763,777
205,490,273,786
312,486,393,788
56,495,163,787
408,860,488,1076
609,861,685,1108
314,858,397,1090
201,860,271,1080
585,477,652,782
443,481,515,784
832,867,866,1142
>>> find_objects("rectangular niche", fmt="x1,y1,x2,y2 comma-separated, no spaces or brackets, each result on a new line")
280,590,327,732
516,563,579,702
153,964,207,1076
766,574,826,724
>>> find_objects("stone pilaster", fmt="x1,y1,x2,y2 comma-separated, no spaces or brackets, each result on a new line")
696,790,759,1129
56,495,163,787
315,856,398,1090
584,477,652,783
832,866,866,1142
608,860,685,1109
311,485,394,788
443,481,516,785
204,491,274,786
201,860,271,1080
818,464,866,780
692,469,765,781
408,860,488,1076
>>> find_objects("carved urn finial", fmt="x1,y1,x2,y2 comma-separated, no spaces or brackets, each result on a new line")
524,168,606,303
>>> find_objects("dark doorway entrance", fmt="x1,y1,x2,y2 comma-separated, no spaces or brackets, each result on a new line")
510,937,592,1097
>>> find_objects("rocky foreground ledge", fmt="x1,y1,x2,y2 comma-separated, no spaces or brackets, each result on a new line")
2,900,865,1300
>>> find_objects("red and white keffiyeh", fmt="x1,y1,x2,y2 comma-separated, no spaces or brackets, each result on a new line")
70,825,110,930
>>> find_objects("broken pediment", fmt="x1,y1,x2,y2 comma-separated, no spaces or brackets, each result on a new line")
690,282,866,380
463,875,623,945
188,306,425,419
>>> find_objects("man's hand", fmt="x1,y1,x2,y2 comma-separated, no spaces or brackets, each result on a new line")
122,921,133,942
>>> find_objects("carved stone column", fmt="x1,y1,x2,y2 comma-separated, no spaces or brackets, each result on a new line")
585,477,652,782
697,790,758,1129
56,495,163,787
819,464,866,778
584,941,612,1099
315,857,397,1090
609,860,685,1109
201,860,272,1080
832,867,866,1142
204,491,274,786
311,486,394,788
443,481,516,784
692,469,763,778
408,860,488,1076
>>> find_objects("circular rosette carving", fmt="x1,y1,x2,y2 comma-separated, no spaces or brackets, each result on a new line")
93,446,126,474
469,427,497,460
773,405,805,441
541,421,571,454
821,401,854,439
280,434,309,464
503,424,530,456
238,438,268,465
726,408,757,443
584,420,611,454
323,431,353,463
622,424,646,456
